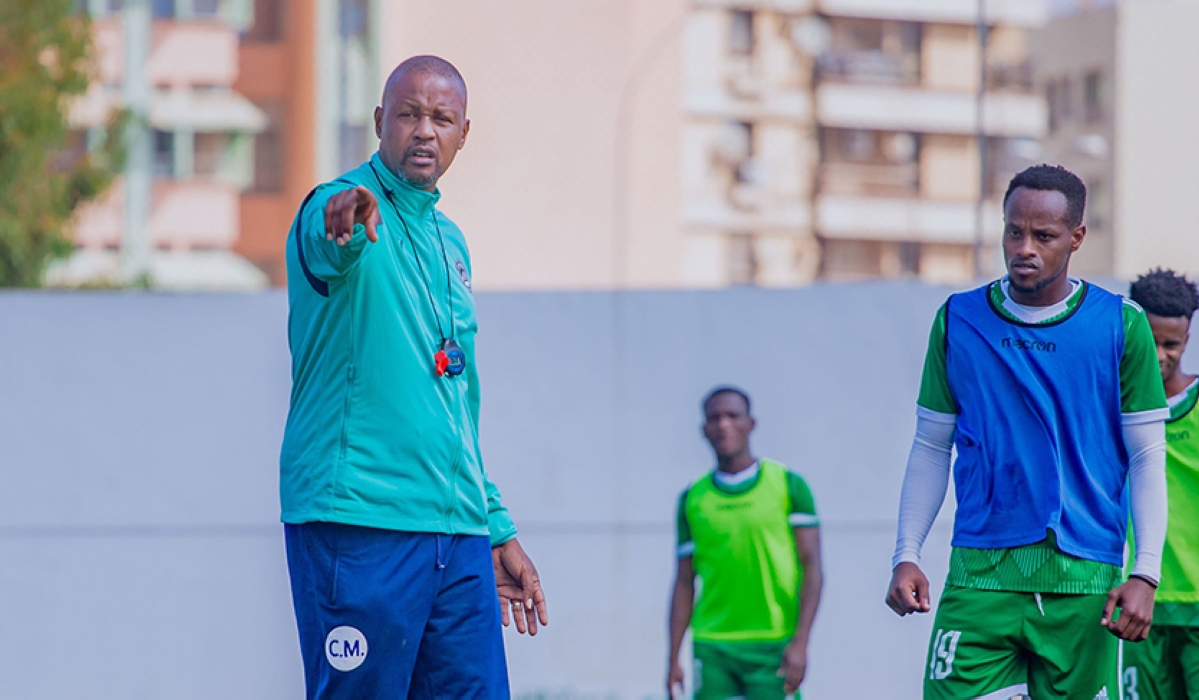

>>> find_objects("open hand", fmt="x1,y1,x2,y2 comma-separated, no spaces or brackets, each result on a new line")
493,538,549,635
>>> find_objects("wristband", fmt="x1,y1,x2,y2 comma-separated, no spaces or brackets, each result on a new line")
1130,573,1159,588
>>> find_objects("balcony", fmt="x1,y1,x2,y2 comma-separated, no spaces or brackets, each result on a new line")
817,83,1047,137
682,194,811,231
817,0,1048,27
817,194,1002,243
92,17,240,88
816,50,920,87
693,0,814,10
818,162,919,197
73,179,242,251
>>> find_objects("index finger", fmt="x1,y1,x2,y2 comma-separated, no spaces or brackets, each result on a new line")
1100,590,1119,626
914,576,931,612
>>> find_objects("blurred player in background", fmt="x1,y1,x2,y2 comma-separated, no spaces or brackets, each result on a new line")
280,55,546,698
884,164,1169,699
667,386,823,700
1123,268,1199,699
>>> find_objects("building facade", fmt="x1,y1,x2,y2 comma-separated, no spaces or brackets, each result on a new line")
56,0,270,289
682,0,1048,286
56,1,1055,290
1034,0,1199,280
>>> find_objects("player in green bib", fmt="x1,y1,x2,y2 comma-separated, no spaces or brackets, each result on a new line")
1123,268,1199,699
667,387,823,700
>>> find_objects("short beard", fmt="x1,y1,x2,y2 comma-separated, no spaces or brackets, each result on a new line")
1008,264,1065,296
398,163,441,190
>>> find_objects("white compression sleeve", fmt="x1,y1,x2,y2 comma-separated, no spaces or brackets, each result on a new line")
892,410,957,569
1124,418,1168,583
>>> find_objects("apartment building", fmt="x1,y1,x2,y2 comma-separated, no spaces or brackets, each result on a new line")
235,0,379,284
1033,0,1199,279
53,0,269,289
683,0,1048,285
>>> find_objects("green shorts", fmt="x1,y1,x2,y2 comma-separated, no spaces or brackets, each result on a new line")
692,640,796,700
923,585,1117,699
1122,624,1199,699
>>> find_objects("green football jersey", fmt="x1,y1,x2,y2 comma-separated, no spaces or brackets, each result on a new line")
1156,380,1199,623
918,280,1166,593
676,460,818,642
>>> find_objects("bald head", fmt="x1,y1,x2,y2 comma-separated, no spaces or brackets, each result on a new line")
374,55,471,191
383,55,467,112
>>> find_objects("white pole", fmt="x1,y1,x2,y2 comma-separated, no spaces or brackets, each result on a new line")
121,0,152,285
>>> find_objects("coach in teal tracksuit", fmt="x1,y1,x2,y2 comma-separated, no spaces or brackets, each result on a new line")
281,55,547,699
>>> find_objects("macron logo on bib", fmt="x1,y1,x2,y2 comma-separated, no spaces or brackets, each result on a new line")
325,626,368,671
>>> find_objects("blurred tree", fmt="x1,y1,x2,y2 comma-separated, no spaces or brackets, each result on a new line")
0,0,123,287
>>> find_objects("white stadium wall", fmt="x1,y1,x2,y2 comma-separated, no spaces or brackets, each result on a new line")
0,280,1172,699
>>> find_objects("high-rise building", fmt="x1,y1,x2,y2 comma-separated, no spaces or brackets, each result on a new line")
1033,0,1199,279
54,0,381,289
235,0,380,285
55,0,270,290
682,0,1048,286
369,0,1047,292
56,1,1051,291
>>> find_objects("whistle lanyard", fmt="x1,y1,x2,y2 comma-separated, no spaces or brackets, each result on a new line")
368,162,465,377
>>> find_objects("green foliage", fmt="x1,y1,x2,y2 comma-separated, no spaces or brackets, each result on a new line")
0,0,123,287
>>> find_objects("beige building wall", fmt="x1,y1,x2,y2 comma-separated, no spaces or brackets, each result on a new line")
1030,5,1117,278
1035,0,1199,281
1113,0,1199,280
375,0,687,291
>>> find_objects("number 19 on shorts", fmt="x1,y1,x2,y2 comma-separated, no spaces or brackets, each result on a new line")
929,629,962,680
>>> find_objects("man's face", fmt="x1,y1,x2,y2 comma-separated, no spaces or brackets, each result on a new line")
702,393,754,460
374,71,469,191
1002,187,1085,297
1146,312,1190,384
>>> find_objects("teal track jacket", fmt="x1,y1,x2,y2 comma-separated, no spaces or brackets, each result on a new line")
280,152,516,545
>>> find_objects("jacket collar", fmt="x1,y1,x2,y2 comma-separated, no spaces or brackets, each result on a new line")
368,152,441,218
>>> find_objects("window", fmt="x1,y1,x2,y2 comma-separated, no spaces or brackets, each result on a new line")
1046,81,1059,132
729,10,754,56
244,0,283,42
732,121,756,183
193,0,220,17
1046,77,1075,132
338,125,369,175
820,18,921,85
152,0,173,18
153,130,174,178
727,233,758,285
251,101,284,191
340,0,368,38
1084,71,1106,124
194,132,227,178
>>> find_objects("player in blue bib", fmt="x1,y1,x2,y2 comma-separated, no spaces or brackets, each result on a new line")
884,164,1169,699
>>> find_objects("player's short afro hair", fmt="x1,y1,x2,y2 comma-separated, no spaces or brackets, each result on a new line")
702,385,751,416
1130,268,1199,320
1003,164,1087,229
